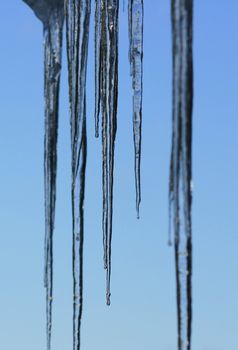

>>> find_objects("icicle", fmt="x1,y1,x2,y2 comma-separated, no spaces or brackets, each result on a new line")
170,0,193,349
94,0,119,305
65,1,91,349
22,2,64,350
128,0,143,218
43,10,64,350
94,0,101,138
106,0,119,306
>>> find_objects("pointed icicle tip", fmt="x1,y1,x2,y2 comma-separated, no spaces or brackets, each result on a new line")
106,292,111,306
136,208,140,220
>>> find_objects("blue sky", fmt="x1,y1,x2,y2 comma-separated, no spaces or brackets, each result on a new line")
0,1,238,349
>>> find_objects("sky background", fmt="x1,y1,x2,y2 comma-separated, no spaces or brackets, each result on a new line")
0,1,238,349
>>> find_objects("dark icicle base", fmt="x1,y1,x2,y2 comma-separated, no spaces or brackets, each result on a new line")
23,2,64,350
128,0,143,218
170,0,193,349
65,0,91,349
94,0,119,306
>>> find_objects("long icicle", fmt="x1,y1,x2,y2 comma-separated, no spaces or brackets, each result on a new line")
128,0,143,218
95,0,119,305
106,0,119,306
22,2,64,349
100,0,109,274
43,8,64,350
170,0,193,349
65,1,91,349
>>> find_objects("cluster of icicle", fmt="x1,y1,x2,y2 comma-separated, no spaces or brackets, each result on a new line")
22,1,193,350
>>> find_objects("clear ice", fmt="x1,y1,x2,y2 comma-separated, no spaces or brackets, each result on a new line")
128,0,143,218
23,1,64,349
94,0,119,306
170,0,193,349
21,1,194,349
65,0,91,349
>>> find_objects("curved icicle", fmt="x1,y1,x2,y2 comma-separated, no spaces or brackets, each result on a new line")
170,0,193,349
128,0,143,218
94,0,119,305
65,0,91,349
22,2,64,349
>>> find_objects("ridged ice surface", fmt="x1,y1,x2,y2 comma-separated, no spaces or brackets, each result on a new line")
94,0,119,306
128,0,143,218
23,2,64,350
169,0,193,349
65,1,91,349
43,9,64,350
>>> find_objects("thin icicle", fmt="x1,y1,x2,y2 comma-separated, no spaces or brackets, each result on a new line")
128,0,143,218
65,1,91,349
95,0,119,305
170,0,193,349
100,0,109,274
94,0,101,138
22,2,64,350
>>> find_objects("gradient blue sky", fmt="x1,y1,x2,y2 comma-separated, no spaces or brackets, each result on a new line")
0,1,238,349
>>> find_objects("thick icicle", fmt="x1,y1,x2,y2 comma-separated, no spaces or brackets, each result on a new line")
170,0,193,350
22,2,64,350
43,10,64,350
65,1,90,349
94,0,119,305
128,0,143,218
